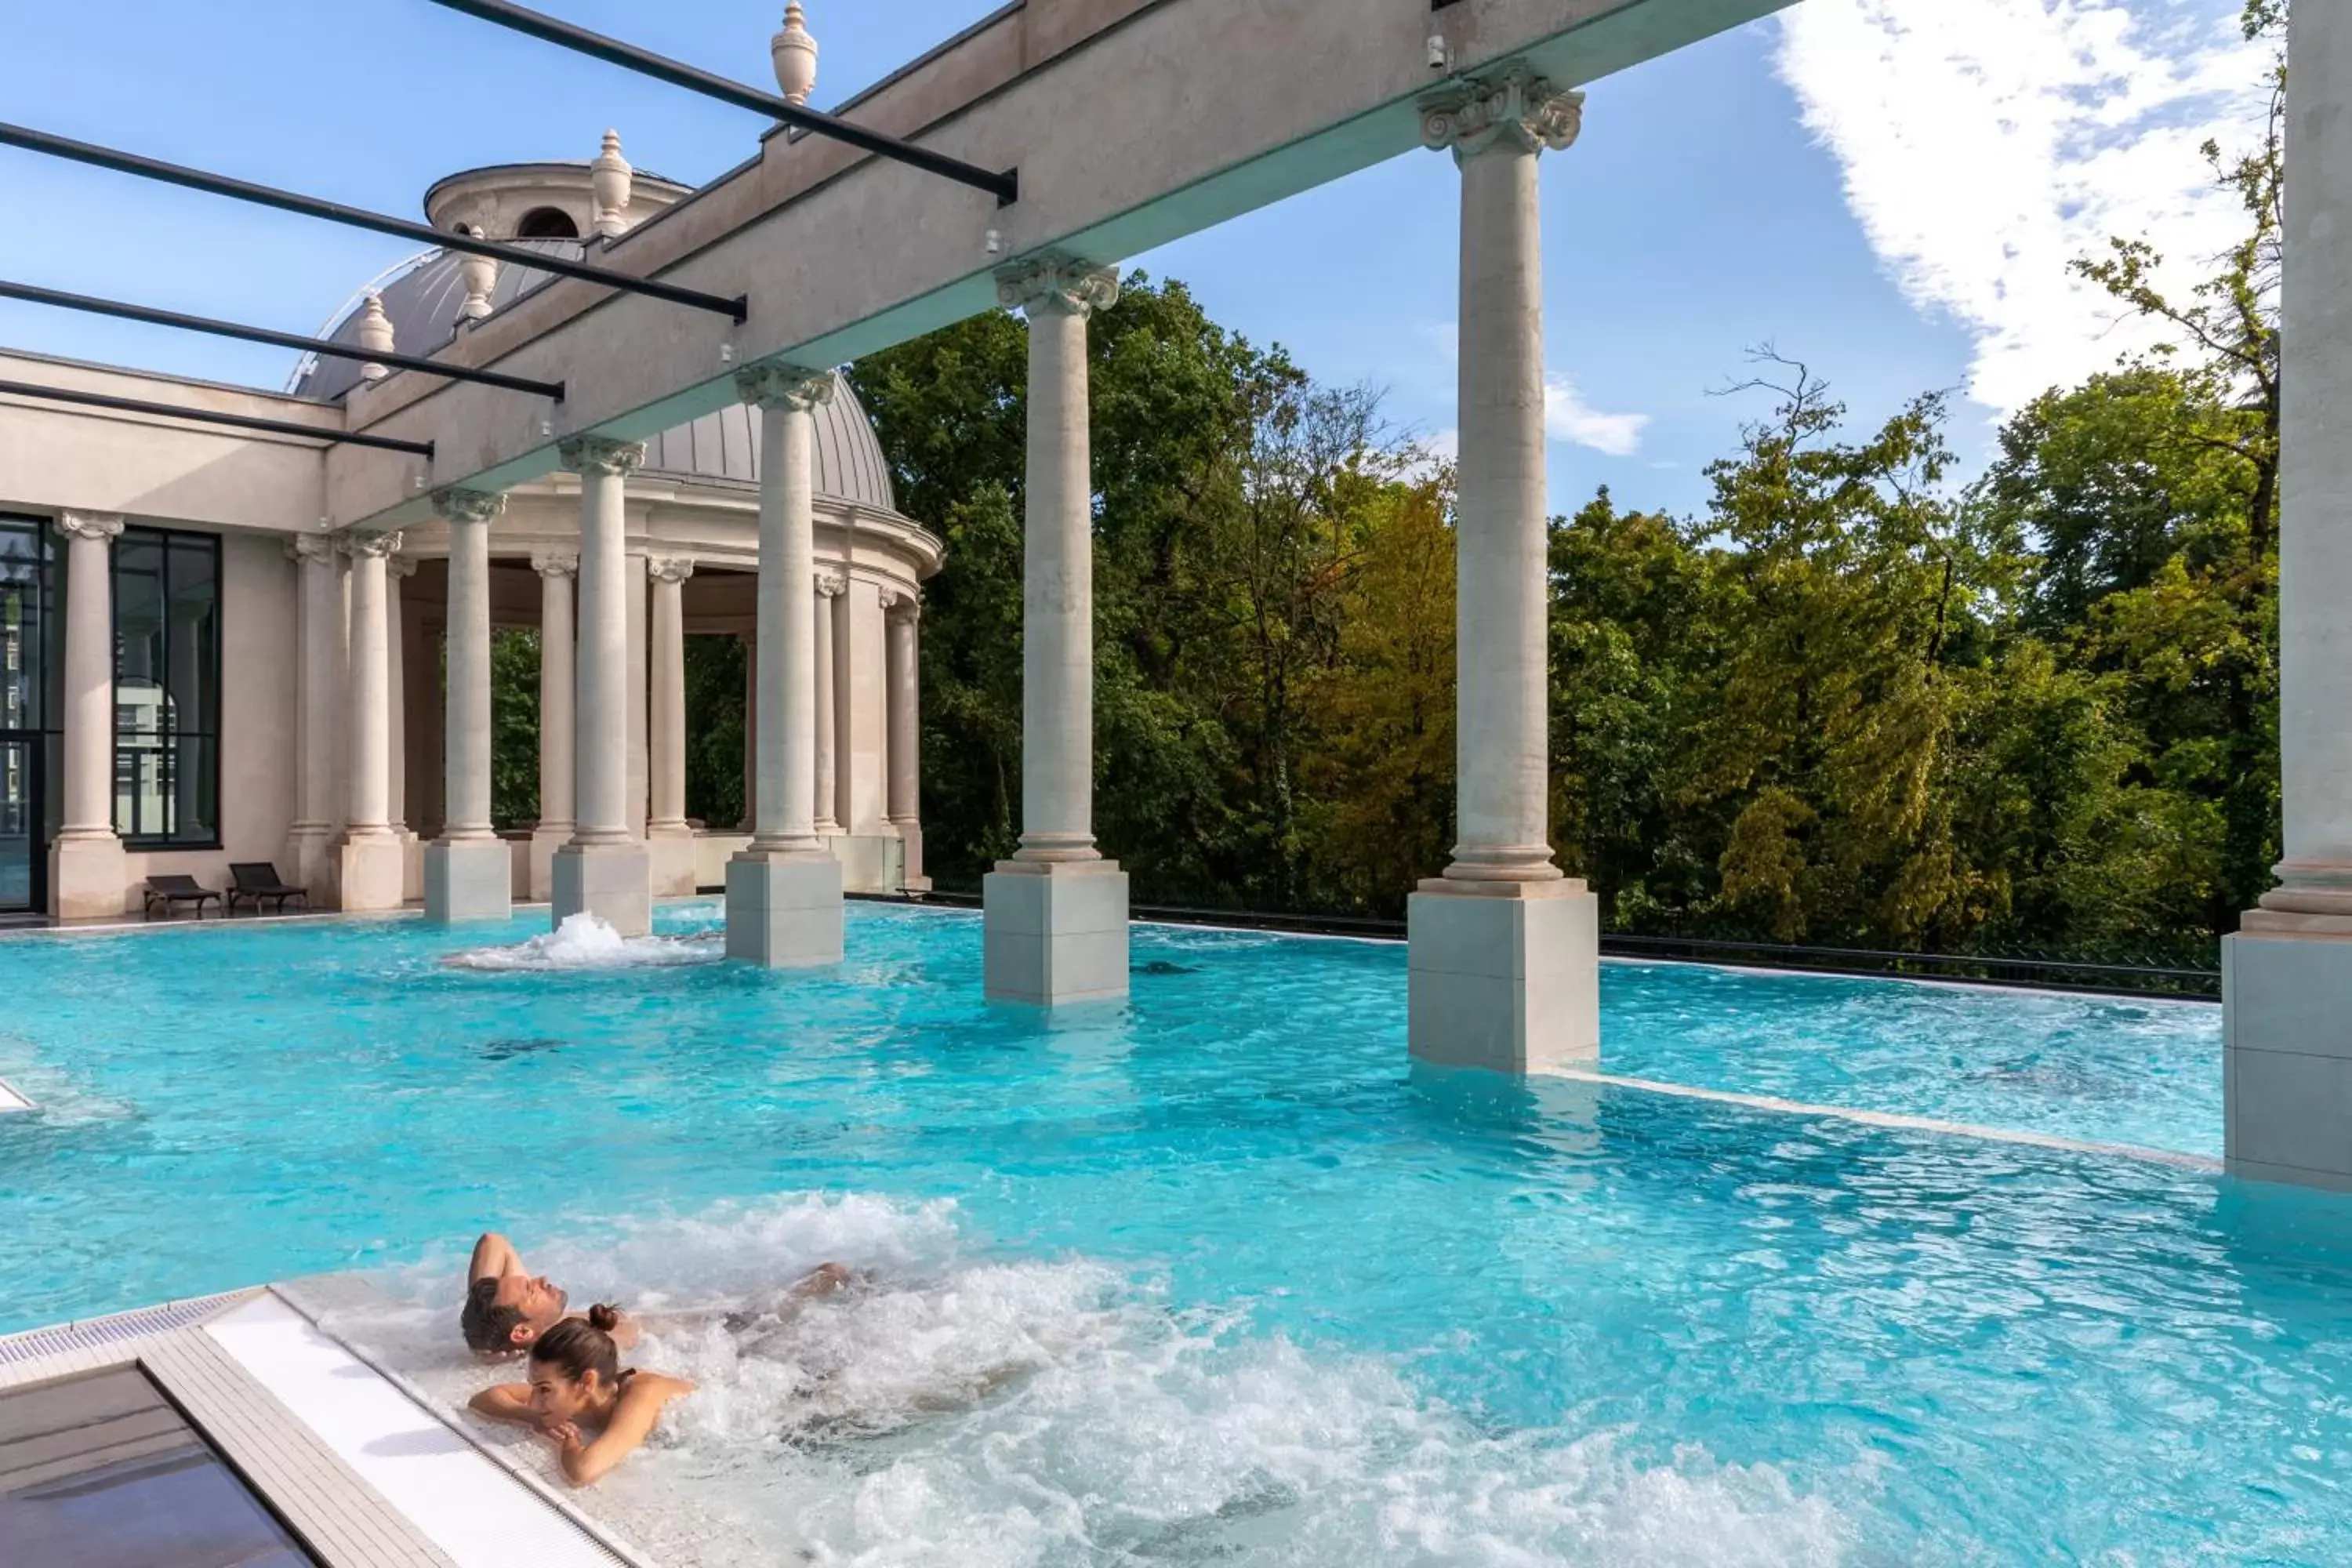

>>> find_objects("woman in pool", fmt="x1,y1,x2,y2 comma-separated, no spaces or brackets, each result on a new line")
469,1308,694,1487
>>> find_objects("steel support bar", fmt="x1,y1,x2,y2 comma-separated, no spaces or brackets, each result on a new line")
0,122,748,321
420,0,1020,206
0,378,437,456
0,278,568,401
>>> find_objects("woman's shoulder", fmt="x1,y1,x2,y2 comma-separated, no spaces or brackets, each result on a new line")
626,1370,696,1401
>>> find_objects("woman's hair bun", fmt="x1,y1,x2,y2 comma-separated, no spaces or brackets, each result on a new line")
587,1303,621,1333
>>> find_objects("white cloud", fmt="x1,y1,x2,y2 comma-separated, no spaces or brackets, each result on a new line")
1775,0,2270,416
1544,372,1651,457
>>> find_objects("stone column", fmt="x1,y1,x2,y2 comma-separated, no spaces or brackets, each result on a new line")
738,630,757,833
332,530,406,912
646,555,699,897
625,550,650,840
552,437,653,935
813,575,841,834
529,552,578,902
1407,67,1598,1074
982,258,1130,1004
424,488,512,921
885,589,929,891
2225,1,2352,1186
285,535,340,897
724,364,844,966
387,556,423,902
49,512,127,920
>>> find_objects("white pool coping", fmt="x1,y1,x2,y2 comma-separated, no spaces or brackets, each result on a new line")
205,1291,650,1568
0,1076,28,1112
0,1287,655,1568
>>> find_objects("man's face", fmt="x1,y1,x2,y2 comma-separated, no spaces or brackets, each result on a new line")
493,1273,568,1347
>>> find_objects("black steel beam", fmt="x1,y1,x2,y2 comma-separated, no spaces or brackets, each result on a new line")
0,378,437,456
420,0,1020,206
0,122,748,321
0,278,567,401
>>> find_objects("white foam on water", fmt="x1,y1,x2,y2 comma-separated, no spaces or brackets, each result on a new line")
445,913,724,973
319,1194,1854,1568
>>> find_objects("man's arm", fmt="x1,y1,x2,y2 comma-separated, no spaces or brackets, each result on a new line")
468,1232,525,1289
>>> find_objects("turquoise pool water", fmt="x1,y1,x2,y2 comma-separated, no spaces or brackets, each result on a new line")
2,904,2343,1563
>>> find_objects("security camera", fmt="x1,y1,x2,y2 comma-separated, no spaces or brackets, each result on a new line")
1426,34,1450,71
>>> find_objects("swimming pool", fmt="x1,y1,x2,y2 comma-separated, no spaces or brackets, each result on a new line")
3,903,2343,1563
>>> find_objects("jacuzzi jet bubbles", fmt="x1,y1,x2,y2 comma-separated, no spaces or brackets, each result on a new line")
445,913,724,973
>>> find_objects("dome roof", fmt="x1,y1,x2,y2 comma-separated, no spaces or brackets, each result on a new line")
296,242,896,514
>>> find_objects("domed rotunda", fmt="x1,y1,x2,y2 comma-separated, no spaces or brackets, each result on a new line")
298,142,939,902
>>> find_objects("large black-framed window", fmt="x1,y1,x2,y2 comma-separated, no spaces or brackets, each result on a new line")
0,515,61,913
113,527,221,848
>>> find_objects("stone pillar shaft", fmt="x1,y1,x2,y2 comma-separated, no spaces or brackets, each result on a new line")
814,579,840,833
295,540,339,835
56,514,122,837
648,559,692,833
537,556,577,834
572,453,633,845
1015,299,1099,863
344,538,395,835
886,595,921,827
441,501,497,840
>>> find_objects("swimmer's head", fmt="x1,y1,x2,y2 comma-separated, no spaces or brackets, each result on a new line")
461,1272,570,1355
528,1308,624,1420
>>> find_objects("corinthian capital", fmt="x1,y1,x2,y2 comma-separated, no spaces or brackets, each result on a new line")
431,486,507,525
55,511,125,543
557,435,648,477
734,362,837,412
387,555,421,581
532,550,579,579
996,256,1120,320
647,554,696,585
343,528,405,561
884,588,921,626
285,534,337,567
815,571,848,598
1421,65,1584,162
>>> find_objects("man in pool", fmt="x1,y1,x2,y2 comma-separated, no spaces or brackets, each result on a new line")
459,1232,854,1356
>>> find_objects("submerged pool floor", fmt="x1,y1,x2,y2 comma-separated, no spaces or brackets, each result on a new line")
2,903,2344,1564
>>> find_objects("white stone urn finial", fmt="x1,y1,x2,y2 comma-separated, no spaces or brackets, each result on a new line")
356,291,395,382
772,2,818,107
591,129,633,239
456,226,497,322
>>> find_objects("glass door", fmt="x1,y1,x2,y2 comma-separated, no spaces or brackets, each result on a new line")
0,517,51,915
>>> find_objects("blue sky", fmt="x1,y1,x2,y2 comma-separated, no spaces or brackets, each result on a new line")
0,0,2267,517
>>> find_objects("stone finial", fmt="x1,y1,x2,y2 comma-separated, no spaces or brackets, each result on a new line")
456,227,498,323
431,487,507,525
557,435,648,477
532,550,580,579
355,292,396,382
55,511,125,543
996,256,1121,321
1420,64,1584,163
772,2,818,107
647,555,696,585
591,129,633,241
734,361,837,412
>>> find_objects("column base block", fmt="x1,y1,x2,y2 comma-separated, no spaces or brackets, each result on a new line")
648,827,700,898
285,826,336,906
1407,878,1599,1074
424,839,513,923
331,833,407,914
982,859,1130,1005
397,829,423,904
2225,920,2352,1191
528,825,572,904
724,852,844,967
49,832,129,920
551,842,652,938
